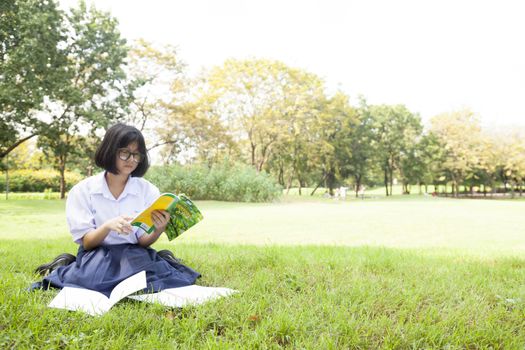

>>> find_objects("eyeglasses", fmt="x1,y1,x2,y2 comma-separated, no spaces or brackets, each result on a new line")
118,148,144,163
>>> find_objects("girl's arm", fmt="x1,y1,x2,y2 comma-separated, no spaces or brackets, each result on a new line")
82,215,133,250
138,210,170,247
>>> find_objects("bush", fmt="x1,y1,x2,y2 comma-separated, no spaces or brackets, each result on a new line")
0,169,83,192
146,161,282,202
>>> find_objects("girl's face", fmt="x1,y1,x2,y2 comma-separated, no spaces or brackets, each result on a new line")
115,142,141,176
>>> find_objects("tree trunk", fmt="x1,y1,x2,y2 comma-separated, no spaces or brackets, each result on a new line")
285,178,293,195
384,167,389,196
257,144,270,172
4,155,9,200
285,165,297,195
278,163,284,187
354,174,362,198
59,164,66,199
326,167,336,196
389,167,394,196
250,142,256,169
310,173,327,196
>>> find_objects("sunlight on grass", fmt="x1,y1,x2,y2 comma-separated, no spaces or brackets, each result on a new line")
2,197,525,256
181,197,525,256
3,197,525,348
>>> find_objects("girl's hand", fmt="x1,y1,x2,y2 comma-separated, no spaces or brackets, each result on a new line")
152,210,170,234
104,215,134,235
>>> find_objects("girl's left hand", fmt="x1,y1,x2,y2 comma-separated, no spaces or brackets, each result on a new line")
151,210,170,234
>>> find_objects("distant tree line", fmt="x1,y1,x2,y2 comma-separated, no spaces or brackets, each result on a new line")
2,0,525,199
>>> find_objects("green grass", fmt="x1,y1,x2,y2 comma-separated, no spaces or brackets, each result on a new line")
0,192,62,200
2,197,525,348
184,197,525,256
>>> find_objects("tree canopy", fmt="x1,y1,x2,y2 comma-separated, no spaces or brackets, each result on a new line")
2,1,525,198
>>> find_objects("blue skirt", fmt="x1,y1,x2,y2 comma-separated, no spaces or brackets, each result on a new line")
40,244,200,297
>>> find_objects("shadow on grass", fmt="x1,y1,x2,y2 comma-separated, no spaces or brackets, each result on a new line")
3,239,525,348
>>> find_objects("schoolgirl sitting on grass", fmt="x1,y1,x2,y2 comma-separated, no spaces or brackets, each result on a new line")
32,123,200,296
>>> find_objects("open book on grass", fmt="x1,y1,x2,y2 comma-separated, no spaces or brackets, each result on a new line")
128,285,238,308
48,271,237,316
131,193,203,241
48,271,147,316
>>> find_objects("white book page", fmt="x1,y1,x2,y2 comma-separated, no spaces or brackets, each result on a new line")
49,287,110,316
129,285,237,308
129,291,186,308
108,271,147,307
48,271,147,316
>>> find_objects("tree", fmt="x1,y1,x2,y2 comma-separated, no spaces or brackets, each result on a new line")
125,40,237,164
398,138,423,194
429,109,483,197
306,92,361,196
492,132,525,197
66,132,102,177
412,133,446,194
157,99,238,165
344,99,377,197
266,69,326,194
125,40,186,131
0,0,65,159
202,59,322,172
37,0,131,198
369,104,422,196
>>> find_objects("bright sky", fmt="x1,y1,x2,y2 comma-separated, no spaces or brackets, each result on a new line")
59,0,525,128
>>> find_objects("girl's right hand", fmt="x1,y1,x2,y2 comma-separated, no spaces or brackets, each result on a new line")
104,215,134,235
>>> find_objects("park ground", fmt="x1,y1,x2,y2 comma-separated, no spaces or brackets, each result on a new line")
1,192,525,348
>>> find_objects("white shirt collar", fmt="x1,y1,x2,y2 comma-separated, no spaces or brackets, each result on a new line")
89,171,139,200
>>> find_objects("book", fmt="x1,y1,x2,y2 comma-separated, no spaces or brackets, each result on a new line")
48,271,237,316
131,193,203,241
128,285,238,308
48,271,147,316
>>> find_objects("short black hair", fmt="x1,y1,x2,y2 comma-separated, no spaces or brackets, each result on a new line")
95,123,150,177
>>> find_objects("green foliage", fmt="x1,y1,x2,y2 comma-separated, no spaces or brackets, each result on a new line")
36,0,131,198
3,2,524,199
0,0,65,158
0,169,82,192
366,103,423,196
190,59,326,171
146,161,282,202
429,110,485,195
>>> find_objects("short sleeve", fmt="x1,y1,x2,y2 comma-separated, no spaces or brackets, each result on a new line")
66,185,96,244
144,181,161,207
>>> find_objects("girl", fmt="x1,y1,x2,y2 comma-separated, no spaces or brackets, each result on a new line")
33,123,200,297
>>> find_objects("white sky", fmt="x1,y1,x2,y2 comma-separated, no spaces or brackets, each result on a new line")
59,0,525,128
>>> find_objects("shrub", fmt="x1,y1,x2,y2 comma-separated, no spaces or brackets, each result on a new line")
146,161,282,202
0,169,83,192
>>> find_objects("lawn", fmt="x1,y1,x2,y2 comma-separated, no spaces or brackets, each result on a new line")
1,196,525,348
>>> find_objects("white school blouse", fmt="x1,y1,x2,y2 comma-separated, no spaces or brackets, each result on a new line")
65,171,160,245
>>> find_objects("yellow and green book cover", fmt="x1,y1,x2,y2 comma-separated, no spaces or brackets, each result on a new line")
131,193,203,241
